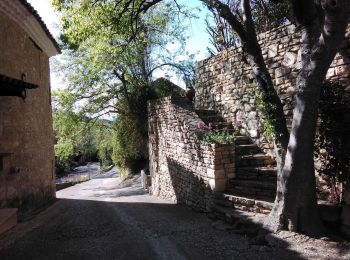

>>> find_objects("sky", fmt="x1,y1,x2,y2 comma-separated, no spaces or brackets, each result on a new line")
26,0,211,89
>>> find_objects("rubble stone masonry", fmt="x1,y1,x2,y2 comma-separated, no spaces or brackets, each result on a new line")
195,23,350,156
0,11,55,210
149,23,350,236
148,97,235,211
194,22,350,238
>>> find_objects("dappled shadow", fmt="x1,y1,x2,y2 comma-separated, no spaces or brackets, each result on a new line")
165,158,306,258
0,198,306,260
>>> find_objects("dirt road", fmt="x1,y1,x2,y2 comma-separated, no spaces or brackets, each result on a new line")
0,174,348,259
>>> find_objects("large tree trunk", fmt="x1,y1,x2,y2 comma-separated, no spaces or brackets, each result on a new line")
202,0,349,236
268,0,350,235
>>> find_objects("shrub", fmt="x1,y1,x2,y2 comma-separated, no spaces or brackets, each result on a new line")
111,114,148,178
201,130,237,145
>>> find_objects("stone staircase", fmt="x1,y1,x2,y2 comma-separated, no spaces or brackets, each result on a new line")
195,109,234,131
214,135,277,217
195,109,277,219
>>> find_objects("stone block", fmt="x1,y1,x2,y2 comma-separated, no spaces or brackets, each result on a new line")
275,67,291,78
207,168,215,179
209,178,227,192
227,173,235,179
283,52,297,67
268,44,278,58
249,129,259,138
215,169,226,179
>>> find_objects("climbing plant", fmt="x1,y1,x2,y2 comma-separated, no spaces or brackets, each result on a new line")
315,82,350,202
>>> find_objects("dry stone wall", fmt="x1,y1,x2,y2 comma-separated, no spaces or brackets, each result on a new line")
195,22,350,237
195,23,350,156
148,97,234,211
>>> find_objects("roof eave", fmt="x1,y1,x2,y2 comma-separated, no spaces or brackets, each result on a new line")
0,0,61,57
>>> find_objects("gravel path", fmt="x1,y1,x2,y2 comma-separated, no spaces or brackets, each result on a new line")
0,173,349,259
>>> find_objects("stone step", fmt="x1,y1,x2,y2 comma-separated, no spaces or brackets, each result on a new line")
195,109,218,116
210,204,258,224
215,122,234,129
235,136,252,145
0,208,18,235
213,193,274,214
199,117,225,125
235,144,261,155
234,166,277,181
195,110,225,122
226,186,276,199
230,179,276,190
223,193,274,210
236,154,276,167
213,198,233,208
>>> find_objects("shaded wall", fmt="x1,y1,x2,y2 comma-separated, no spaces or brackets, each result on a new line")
148,97,234,211
0,11,55,209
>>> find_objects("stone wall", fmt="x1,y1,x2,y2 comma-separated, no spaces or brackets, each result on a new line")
148,97,234,211
195,23,350,156
0,11,56,210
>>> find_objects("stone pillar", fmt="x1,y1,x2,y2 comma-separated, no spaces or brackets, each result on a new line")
207,144,235,192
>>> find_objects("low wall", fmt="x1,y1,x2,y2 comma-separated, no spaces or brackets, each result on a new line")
148,96,234,211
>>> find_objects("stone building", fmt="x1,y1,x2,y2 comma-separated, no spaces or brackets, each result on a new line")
0,0,60,214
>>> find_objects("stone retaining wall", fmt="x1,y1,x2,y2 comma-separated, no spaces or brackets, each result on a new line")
195,23,350,156
194,22,350,237
148,97,234,211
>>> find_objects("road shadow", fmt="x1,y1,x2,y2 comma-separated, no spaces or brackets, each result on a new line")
0,198,306,260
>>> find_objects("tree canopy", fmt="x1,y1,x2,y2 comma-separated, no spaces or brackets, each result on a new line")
52,0,350,235
51,0,196,176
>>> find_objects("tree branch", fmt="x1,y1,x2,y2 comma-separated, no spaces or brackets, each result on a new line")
201,0,247,43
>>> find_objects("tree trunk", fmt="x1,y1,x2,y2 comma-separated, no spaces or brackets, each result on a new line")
268,0,350,235
243,42,289,175
202,0,349,236
268,64,327,235
202,0,290,174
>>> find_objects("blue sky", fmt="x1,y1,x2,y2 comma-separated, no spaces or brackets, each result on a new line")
27,0,211,89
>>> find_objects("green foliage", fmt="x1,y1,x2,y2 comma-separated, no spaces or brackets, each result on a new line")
315,82,350,201
53,90,114,173
51,0,196,176
254,91,277,139
93,121,114,167
111,114,148,176
201,130,237,145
